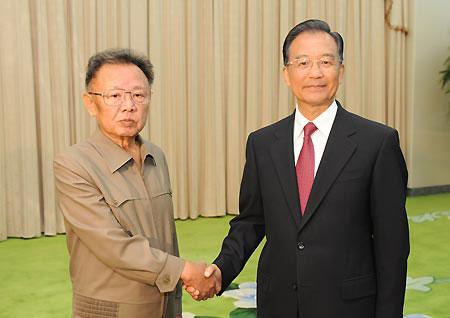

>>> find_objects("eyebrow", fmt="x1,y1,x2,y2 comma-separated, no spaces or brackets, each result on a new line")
109,85,148,90
292,53,336,59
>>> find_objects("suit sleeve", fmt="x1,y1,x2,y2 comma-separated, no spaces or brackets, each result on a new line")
53,154,185,293
214,133,266,293
370,129,409,318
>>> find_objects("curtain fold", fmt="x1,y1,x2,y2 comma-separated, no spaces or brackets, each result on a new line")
385,0,409,153
0,0,408,240
1,0,42,239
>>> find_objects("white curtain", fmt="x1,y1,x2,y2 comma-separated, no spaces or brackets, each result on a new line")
0,0,408,240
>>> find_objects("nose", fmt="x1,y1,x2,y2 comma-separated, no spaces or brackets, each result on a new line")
121,92,136,111
309,60,324,78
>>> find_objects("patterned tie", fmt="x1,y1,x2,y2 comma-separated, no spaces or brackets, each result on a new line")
296,122,317,215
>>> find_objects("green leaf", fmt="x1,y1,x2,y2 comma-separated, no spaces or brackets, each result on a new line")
440,55,450,90
226,283,240,291
229,308,257,318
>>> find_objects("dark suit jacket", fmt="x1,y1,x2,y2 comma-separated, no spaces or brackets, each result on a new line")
214,103,409,318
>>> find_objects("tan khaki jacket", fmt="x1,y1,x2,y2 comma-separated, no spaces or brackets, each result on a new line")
54,131,184,317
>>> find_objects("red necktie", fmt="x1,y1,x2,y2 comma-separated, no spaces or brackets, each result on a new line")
296,122,317,215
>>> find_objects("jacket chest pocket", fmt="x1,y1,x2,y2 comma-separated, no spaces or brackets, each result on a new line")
150,188,172,198
103,191,146,235
105,193,141,208
335,167,367,183
149,189,174,224
146,171,174,220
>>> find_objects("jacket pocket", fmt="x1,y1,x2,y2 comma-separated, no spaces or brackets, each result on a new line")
105,193,140,207
335,169,365,183
103,192,142,235
150,190,172,198
341,274,376,300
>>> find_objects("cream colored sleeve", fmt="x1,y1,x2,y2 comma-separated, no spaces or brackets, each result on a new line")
54,153,185,293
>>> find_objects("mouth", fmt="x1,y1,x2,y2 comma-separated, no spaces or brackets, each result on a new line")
119,119,136,126
304,84,327,89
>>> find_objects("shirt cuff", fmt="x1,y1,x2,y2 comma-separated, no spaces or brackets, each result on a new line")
155,254,185,293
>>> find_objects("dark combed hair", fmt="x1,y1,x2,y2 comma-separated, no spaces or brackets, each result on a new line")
85,48,154,89
282,19,344,66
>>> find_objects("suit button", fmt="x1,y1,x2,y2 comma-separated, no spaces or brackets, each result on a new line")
292,284,298,291
163,275,171,284
297,242,305,250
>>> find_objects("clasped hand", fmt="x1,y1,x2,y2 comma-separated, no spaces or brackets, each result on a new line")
180,262,222,301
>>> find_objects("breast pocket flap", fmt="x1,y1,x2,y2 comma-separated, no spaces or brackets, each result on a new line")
150,190,172,198
104,193,140,207
336,168,365,183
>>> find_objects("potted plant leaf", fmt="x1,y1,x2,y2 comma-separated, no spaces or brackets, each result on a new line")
440,55,450,94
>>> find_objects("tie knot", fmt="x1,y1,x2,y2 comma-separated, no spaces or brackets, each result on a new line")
303,122,317,137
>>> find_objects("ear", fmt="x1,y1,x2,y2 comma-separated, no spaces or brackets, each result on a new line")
283,67,292,87
83,93,97,117
338,63,345,84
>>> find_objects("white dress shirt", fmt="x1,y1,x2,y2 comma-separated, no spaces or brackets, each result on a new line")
293,100,338,176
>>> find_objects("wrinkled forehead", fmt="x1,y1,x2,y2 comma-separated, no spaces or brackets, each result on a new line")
90,63,149,89
289,30,338,57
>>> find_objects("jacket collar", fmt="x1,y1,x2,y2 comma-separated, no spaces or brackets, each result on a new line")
271,101,357,231
88,130,156,173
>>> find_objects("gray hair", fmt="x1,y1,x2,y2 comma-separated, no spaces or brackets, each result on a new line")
282,19,344,66
85,48,154,89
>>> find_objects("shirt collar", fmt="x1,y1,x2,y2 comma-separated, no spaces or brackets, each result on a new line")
88,130,156,173
294,100,338,139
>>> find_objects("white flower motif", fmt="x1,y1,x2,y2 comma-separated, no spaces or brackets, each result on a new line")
182,312,195,318
403,314,432,318
222,282,257,308
408,211,450,223
406,276,434,292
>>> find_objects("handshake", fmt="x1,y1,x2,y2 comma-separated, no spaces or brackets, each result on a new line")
180,261,222,301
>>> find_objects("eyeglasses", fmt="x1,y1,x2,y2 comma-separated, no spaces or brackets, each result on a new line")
88,88,151,106
286,56,341,71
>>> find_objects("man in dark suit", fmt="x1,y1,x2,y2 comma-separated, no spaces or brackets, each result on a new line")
189,19,410,317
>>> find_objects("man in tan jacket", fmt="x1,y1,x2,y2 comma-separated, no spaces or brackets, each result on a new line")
54,49,218,318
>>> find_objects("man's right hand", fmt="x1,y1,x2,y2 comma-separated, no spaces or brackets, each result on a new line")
180,261,218,300
204,264,222,294
184,263,222,301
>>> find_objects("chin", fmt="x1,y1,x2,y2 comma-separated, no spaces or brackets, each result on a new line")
117,129,138,137
304,93,332,103
303,99,327,107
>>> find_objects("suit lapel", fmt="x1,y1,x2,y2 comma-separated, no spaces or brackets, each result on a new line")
270,113,302,229
299,104,357,232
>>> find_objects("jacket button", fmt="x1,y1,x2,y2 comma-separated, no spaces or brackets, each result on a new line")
292,284,298,291
297,242,305,250
163,275,171,284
